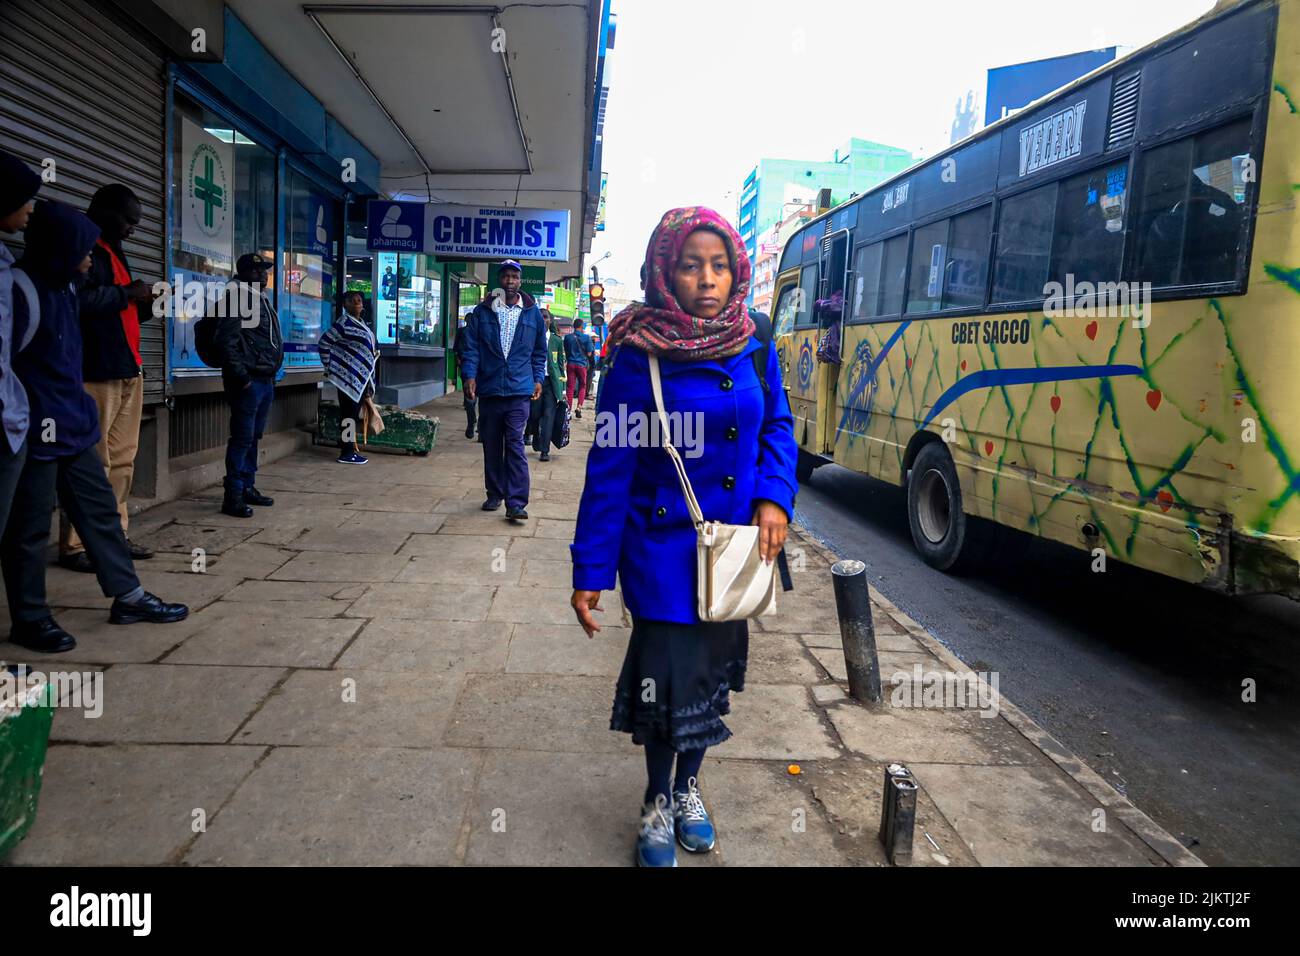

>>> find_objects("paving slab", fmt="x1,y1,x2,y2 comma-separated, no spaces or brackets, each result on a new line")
6,744,264,866
269,551,412,583
335,619,512,675
184,746,478,866
711,684,841,761
161,614,363,668
133,522,260,555
395,554,522,586
505,536,573,561
344,583,495,621
440,512,538,536
505,624,629,677
518,558,573,587
235,669,461,747
825,701,1043,765
397,532,510,560
0,608,204,665
444,673,639,755
49,664,285,744
42,568,242,612
746,632,824,684
205,541,297,580
337,510,447,535
487,584,599,625
911,762,1164,866
288,527,414,554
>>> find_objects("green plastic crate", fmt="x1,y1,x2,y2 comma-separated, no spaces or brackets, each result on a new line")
315,400,439,456
0,672,54,857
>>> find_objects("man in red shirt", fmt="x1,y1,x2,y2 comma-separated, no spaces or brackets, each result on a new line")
58,184,156,572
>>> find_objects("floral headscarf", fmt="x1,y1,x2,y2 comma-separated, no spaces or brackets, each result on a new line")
604,206,755,362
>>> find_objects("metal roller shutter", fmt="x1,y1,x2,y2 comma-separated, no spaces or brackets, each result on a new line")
0,0,167,403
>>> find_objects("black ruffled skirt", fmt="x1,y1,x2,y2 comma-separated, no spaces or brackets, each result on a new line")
610,617,748,751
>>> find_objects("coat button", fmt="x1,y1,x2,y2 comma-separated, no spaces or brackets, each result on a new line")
656,506,667,517
722,476,736,490
720,378,733,391
725,426,738,440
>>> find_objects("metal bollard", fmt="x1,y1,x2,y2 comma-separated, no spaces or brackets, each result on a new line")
830,559,881,703
878,762,918,866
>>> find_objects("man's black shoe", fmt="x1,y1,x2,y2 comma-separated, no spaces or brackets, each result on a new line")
126,539,154,560
466,425,475,439
481,498,503,511
57,551,95,573
109,591,190,625
506,507,528,521
8,617,76,653
244,487,274,507
574,408,582,419
539,453,551,462
221,498,254,518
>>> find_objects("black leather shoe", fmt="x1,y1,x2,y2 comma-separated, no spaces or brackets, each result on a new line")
109,591,189,625
221,498,254,518
506,507,528,521
126,538,154,559
244,487,274,507
539,453,551,462
8,617,76,653
57,551,96,573
481,498,502,511
465,425,475,439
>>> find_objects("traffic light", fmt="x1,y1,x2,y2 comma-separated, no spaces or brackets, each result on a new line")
589,282,606,326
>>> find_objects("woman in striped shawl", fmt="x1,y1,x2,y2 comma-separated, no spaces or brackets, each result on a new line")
318,290,379,464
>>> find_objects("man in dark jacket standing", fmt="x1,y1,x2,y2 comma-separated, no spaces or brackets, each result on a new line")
214,253,283,518
3,201,188,653
58,184,156,572
461,260,547,521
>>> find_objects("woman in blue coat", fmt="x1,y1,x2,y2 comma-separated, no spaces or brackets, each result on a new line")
570,207,797,867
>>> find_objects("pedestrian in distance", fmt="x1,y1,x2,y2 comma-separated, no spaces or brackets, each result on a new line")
317,289,378,465
569,207,797,867
563,317,595,417
58,183,157,573
452,312,478,440
0,151,40,549
213,252,283,518
3,200,189,654
461,260,547,521
533,309,567,462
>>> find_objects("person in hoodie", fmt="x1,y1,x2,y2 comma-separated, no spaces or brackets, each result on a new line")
58,184,157,573
0,152,40,545
213,252,284,518
3,200,188,654
460,259,547,521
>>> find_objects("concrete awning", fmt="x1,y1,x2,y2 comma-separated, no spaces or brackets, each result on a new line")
225,0,600,282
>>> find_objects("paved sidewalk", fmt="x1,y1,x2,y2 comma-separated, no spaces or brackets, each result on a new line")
1,394,1201,866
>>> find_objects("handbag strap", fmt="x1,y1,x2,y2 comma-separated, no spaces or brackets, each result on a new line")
648,354,705,528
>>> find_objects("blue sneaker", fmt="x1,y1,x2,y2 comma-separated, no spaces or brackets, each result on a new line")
337,452,368,464
635,794,677,868
672,777,716,853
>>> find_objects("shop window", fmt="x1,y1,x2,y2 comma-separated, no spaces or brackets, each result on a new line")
283,169,337,369
1135,119,1252,287
168,94,275,374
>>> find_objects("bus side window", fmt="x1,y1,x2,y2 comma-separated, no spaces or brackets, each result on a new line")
1050,162,1128,288
1135,118,1251,288
906,219,949,314
853,242,884,320
943,206,991,310
794,264,818,328
993,183,1056,303
880,233,909,316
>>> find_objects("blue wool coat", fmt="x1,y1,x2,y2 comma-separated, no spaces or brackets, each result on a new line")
461,292,547,399
571,338,798,624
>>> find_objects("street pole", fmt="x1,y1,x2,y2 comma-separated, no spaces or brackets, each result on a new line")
831,558,882,703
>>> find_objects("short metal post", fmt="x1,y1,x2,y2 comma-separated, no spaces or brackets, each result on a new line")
878,762,918,866
831,559,881,703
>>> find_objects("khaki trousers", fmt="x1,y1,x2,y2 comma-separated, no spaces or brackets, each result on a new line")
60,375,143,555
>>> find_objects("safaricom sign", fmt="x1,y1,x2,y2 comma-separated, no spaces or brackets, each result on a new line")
365,200,571,261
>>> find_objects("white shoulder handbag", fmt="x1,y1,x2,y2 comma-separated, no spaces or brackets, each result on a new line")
648,354,778,622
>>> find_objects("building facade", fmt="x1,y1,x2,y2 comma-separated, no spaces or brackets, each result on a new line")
737,138,915,268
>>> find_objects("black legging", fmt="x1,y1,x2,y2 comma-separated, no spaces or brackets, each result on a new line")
338,392,362,454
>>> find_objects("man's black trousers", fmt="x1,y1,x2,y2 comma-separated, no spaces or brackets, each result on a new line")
2,446,140,623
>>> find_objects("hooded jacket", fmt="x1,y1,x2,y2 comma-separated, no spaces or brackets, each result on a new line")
461,289,547,399
11,201,103,459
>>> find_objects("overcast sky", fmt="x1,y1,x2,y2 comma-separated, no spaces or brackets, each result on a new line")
586,0,1216,291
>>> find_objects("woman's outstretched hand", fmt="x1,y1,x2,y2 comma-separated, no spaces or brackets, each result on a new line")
752,500,789,565
571,590,604,637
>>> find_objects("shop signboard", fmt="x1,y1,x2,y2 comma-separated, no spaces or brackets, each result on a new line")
366,200,570,263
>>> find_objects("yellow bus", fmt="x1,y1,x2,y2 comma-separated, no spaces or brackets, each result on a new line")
772,0,1299,598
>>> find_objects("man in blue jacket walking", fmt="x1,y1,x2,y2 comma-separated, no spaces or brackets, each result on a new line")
461,260,547,521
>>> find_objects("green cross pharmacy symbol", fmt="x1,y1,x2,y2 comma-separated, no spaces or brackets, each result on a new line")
194,154,224,228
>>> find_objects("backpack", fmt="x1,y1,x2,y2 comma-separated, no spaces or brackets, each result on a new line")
193,313,223,368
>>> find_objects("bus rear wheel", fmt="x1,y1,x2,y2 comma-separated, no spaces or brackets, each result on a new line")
907,443,983,573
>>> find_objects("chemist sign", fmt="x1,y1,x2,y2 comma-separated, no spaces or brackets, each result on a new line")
366,200,570,262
